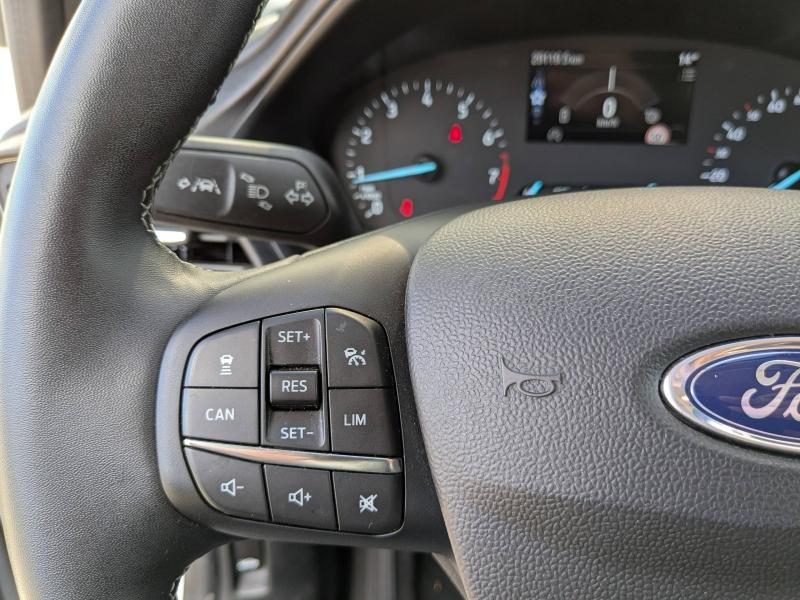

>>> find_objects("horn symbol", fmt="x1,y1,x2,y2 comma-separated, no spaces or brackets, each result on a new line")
500,358,561,398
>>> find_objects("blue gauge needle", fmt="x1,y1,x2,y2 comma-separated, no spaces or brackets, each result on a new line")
352,160,438,185
770,168,800,190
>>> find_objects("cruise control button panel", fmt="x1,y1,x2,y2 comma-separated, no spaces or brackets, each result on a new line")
180,308,403,535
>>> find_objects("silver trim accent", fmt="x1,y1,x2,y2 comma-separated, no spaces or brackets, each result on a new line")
183,438,403,474
661,336,800,455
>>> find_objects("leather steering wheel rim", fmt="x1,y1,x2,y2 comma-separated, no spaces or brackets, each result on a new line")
7,2,800,599
0,0,264,597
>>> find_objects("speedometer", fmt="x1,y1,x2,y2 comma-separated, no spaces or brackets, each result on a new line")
700,85,800,189
337,79,510,228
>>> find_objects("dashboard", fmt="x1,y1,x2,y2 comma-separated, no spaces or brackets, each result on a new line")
330,38,800,229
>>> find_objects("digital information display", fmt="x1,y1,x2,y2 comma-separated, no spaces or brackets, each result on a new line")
527,49,700,144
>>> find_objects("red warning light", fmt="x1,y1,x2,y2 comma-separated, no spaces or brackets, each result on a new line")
399,198,415,218
448,123,463,144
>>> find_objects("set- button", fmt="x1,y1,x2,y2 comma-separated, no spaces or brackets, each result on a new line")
265,409,327,451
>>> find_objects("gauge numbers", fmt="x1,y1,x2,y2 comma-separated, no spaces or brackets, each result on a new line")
341,79,510,228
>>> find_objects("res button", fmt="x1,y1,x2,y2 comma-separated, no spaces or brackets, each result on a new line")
269,370,319,409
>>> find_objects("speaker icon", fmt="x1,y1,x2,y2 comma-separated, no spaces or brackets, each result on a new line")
288,487,312,507
220,478,244,497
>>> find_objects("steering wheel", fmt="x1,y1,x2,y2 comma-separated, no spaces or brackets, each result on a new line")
4,1,800,599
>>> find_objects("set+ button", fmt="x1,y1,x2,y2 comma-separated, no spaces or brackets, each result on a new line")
265,313,323,367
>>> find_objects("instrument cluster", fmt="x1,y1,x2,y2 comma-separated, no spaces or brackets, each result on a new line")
331,38,800,228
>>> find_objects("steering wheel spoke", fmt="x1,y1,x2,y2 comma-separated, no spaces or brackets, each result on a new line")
157,212,451,550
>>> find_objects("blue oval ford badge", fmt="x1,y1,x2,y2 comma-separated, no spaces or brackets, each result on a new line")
662,338,800,454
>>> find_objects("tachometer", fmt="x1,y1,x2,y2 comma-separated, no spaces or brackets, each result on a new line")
337,79,509,228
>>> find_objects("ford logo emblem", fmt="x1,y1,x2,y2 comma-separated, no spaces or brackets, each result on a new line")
662,337,800,454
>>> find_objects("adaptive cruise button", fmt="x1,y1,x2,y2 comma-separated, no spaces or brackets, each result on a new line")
182,388,258,444
329,389,401,456
265,311,323,367
156,151,235,221
333,472,403,534
184,449,268,521
184,322,260,388
264,465,336,530
325,309,392,388
269,370,319,409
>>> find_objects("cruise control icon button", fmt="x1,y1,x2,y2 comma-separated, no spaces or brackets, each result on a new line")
326,309,392,388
